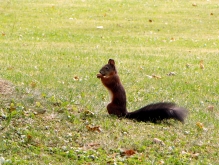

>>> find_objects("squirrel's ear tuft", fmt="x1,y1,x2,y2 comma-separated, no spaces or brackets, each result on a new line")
108,59,115,66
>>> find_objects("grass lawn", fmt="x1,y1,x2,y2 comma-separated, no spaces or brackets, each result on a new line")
0,0,219,164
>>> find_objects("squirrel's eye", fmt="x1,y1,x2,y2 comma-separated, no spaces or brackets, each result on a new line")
105,67,109,70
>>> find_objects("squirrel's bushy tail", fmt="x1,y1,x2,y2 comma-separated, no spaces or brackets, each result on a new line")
126,102,187,123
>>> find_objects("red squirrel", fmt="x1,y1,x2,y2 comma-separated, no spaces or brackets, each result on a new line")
97,59,188,123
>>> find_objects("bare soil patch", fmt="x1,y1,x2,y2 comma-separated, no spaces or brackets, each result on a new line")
0,79,14,95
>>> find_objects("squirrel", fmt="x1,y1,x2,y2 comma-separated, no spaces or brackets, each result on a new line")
97,59,188,123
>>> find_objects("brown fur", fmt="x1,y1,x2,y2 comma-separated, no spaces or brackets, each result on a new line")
97,59,187,123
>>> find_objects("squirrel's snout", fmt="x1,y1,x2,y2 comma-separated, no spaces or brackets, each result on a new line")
99,70,104,75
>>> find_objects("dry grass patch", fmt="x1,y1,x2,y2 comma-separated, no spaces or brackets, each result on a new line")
0,79,14,96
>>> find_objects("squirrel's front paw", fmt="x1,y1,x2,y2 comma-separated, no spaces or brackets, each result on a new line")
97,73,102,78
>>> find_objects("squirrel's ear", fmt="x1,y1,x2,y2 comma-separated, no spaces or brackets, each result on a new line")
108,59,115,66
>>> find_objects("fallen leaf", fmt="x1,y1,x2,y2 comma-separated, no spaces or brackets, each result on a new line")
153,138,165,145
30,81,37,88
196,122,204,130
10,103,16,111
200,60,204,69
81,143,101,150
120,149,136,157
167,72,176,76
152,74,161,79
84,110,95,116
106,160,114,164
73,76,79,81
181,151,189,155
207,105,214,111
125,149,136,156
192,3,197,6
6,66,14,70
181,151,199,159
87,143,100,147
53,102,61,107
186,63,191,68
191,153,200,158
86,125,102,132
196,122,203,128
26,134,33,143
159,160,165,165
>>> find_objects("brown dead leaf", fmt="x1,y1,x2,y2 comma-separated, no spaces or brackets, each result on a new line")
53,102,61,107
196,122,204,129
152,74,161,79
191,153,200,159
207,105,214,111
84,110,95,116
167,72,176,76
120,149,136,157
106,160,114,164
73,76,79,81
200,60,204,69
6,66,14,70
181,151,199,159
30,81,37,88
86,125,102,132
159,160,165,165
27,134,32,141
125,149,136,156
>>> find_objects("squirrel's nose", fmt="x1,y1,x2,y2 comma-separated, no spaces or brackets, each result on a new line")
99,70,104,75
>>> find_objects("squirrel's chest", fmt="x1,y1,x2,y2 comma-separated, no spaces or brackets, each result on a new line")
107,89,113,101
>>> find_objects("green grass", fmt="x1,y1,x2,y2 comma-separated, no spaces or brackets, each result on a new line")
0,0,219,164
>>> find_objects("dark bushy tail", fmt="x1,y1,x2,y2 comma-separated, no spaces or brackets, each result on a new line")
126,102,188,123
